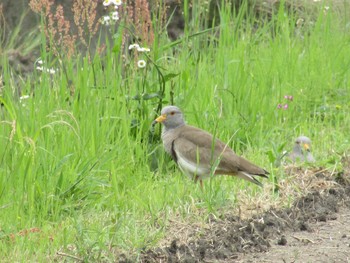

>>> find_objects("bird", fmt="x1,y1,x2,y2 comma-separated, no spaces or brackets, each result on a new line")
154,105,269,187
288,136,315,163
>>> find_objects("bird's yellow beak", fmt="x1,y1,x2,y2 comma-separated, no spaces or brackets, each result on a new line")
155,114,167,123
303,143,310,151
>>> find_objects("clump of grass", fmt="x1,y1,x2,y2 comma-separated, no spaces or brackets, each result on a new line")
0,0,350,261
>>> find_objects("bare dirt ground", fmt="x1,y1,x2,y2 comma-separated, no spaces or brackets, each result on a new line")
121,158,350,263
242,206,350,263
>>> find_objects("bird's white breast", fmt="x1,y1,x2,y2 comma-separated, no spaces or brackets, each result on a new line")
176,152,211,179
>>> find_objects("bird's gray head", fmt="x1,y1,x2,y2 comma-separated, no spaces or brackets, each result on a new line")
290,135,315,163
294,136,312,153
154,105,185,130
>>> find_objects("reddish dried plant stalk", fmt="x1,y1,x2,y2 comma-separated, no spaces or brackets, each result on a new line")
72,0,100,47
29,0,76,58
155,0,170,31
29,0,53,17
0,4,4,44
29,0,100,58
54,5,76,58
126,0,154,47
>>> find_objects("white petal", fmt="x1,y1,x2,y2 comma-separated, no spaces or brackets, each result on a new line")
48,68,56,74
103,0,112,6
101,16,111,25
20,95,30,100
137,47,150,52
111,11,119,21
129,43,140,50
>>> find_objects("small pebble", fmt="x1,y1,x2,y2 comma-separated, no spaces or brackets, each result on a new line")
277,235,287,246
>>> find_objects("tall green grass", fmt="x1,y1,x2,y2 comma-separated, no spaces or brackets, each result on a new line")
1,1,349,261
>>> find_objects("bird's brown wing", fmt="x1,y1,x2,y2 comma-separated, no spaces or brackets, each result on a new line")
174,125,231,167
176,125,268,177
218,152,269,177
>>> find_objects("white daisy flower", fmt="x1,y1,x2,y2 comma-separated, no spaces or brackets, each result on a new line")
103,0,122,6
111,11,119,21
137,60,146,68
115,0,122,5
101,16,111,25
129,43,140,50
137,47,150,52
36,65,56,74
103,0,113,6
47,68,56,74
20,95,30,101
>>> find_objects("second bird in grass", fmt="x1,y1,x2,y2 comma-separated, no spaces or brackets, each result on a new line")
154,106,269,187
288,136,315,163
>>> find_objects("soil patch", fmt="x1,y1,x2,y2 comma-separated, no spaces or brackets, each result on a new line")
242,206,350,262
121,162,350,262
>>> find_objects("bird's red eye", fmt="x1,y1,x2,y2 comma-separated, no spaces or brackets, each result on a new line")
170,111,175,115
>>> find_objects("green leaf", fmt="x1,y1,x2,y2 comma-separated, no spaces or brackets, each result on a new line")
143,92,163,100
163,73,180,83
